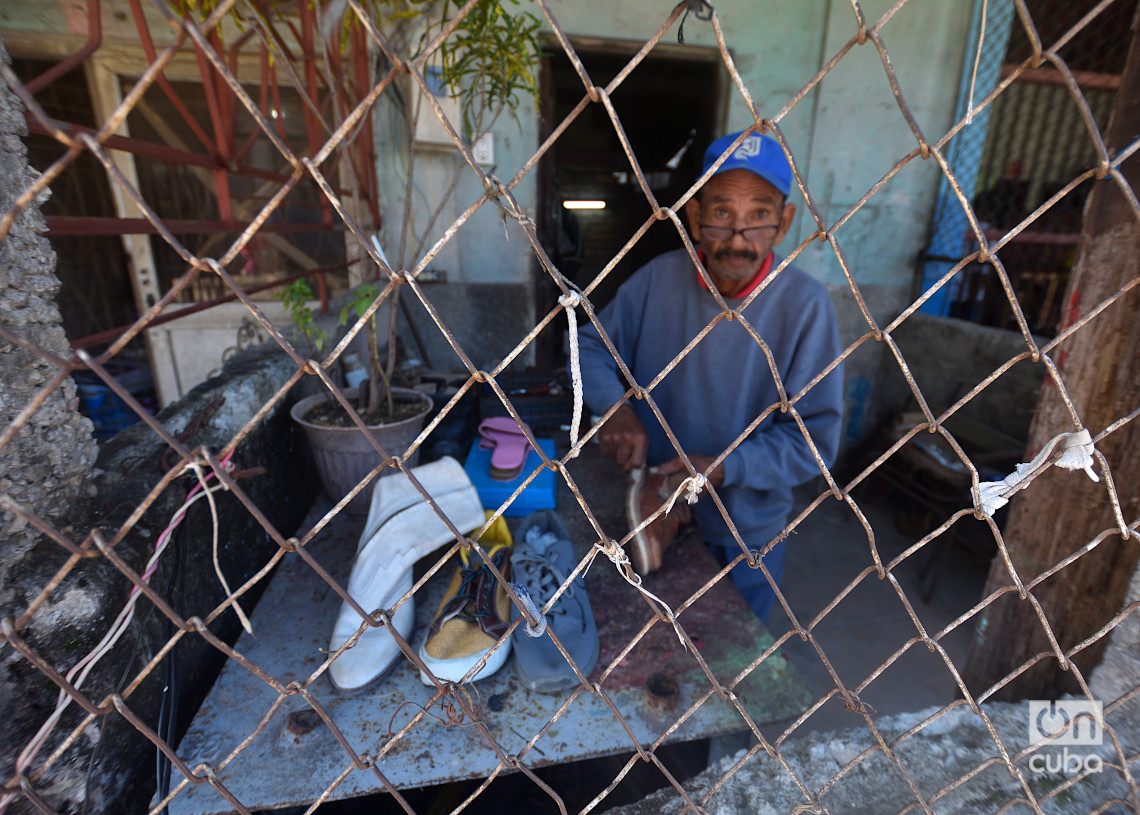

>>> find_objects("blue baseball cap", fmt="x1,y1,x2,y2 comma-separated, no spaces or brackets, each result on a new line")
701,130,792,197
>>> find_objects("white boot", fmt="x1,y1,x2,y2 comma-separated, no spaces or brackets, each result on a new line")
357,456,475,553
327,457,484,694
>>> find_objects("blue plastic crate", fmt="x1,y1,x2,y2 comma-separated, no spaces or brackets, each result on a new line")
464,437,557,517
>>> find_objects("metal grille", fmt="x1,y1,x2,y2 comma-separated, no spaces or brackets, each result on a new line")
936,0,1137,335
1,1,1138,814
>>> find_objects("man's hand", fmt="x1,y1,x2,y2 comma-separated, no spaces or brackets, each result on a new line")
655,454,725,488
598,404,648,471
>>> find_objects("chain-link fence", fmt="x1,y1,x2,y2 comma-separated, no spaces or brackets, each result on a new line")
1,0,1138,813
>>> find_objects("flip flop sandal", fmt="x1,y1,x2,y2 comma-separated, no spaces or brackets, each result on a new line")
477,416,533,481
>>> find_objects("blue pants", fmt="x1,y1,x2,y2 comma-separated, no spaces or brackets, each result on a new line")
707,538,786,624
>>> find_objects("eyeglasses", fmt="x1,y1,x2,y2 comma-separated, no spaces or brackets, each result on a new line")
699,224,779,242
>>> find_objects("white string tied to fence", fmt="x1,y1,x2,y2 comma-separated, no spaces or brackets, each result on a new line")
974,429,1100,518
190,461,253,635
593,537,688,649
661,472,709,514
559,290,585,458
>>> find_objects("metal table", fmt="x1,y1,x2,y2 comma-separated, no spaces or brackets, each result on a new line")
169,445,810,814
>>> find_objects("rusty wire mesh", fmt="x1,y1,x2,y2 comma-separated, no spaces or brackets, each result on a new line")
1,0,1139,813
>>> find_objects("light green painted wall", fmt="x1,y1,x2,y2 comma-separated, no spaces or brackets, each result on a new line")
394,0,974,296
794,0,974,288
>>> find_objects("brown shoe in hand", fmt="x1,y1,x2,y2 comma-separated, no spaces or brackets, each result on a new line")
625,467,692,576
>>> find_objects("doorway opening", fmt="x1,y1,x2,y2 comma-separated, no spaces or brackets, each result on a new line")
537,42,722,363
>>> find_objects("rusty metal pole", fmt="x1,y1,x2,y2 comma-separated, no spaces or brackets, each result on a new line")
963,7,1140,702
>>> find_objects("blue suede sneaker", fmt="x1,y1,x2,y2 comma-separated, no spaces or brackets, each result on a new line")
510,510,599,692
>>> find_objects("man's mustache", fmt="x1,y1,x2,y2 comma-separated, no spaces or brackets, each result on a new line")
714,248,758,262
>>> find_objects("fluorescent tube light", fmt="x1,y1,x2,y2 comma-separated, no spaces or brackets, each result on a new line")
563,200,606,210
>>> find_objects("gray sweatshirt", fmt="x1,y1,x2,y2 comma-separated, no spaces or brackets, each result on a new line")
578,248,844,542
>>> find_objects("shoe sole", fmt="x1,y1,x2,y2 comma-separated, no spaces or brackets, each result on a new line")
328,597,417,693
329,644,407,695
328,572,416,695
625,467,657,575
418,637,512,685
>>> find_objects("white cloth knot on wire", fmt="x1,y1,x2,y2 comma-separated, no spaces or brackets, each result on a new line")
661,472,708,514
510,583,547,638
977,475,1019,518
974,429,1100,518
683,473,707,504
559,290,585,457
1055,429,1099,482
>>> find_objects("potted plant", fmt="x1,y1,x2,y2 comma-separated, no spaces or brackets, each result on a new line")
280,279,433,513
277,0,541,512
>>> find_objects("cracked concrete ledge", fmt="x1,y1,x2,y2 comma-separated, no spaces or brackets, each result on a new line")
602,592,1140,815
602,698,1138,815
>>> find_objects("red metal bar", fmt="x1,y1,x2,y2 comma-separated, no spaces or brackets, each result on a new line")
220,28,245,161
297,4,322,158
314,266,329,311
228,28,262,166
233,42,271,166
228,27,257,82
1001,63,1122,91
297,2,335,229
270,60,288,145
256,11,337,139
26,115,216,169
188,24,235,224
353,23,381,228
24,115,353,191
332,36,367,216
206,29,235,222
194,27,229,165
46,216,342,236
70,263,347,349
127,0,216,156
24,0,102,94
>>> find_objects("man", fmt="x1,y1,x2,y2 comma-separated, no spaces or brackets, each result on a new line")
578,129,844,623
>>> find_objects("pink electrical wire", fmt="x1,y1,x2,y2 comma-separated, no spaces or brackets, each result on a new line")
1,452,236,813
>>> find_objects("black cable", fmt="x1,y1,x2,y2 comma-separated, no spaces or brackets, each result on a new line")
156,511,187,814
678,0,714,44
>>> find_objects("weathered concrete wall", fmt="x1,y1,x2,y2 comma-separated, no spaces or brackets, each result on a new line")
794,1,973,290
0,46,316,813
0,38,98,563
1,341,315,814
827,296,1046,460
1090,565,1140,749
